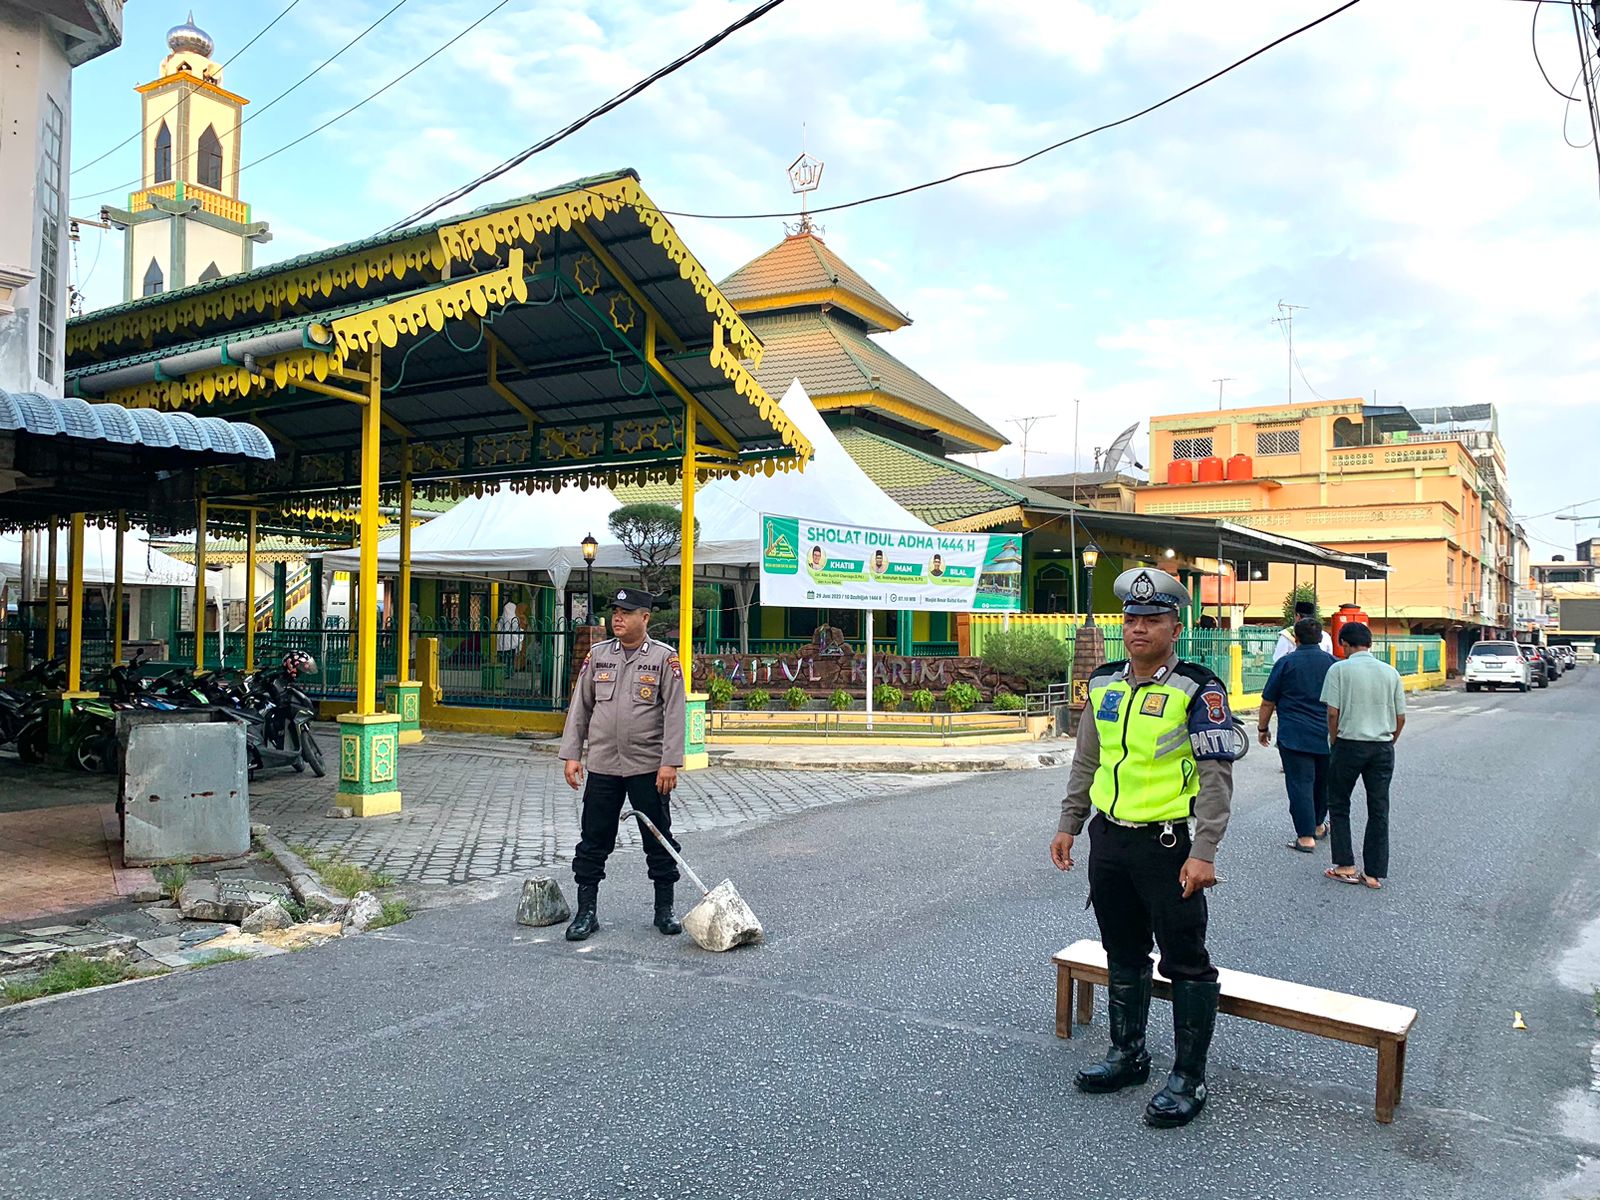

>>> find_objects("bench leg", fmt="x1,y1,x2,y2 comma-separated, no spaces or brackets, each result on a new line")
1394,1037,1407,1106
1376,1039,1399,1124
1075,977,1094,1031
1056,965,1072,1039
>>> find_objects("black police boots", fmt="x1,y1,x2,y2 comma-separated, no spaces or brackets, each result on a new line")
1074,964,1153,1093
653,881,683,935
564,884,600,941
1144,979,1221,1128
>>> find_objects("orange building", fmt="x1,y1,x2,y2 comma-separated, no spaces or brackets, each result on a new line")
1137,399,1513,667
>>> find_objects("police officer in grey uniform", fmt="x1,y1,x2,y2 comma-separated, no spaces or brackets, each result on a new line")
558,587,687,941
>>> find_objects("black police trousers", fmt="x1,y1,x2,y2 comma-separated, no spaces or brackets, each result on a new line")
572,772,681,887
1087,812,1218,984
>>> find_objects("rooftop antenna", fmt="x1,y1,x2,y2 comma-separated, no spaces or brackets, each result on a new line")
1271,301,1306,404
1212,377,1235,411
1008,414,1051,479
786,125,824,237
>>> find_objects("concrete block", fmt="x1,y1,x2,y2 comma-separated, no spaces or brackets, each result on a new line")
341,891,383,933
121,720,250,866
324,806,354,820
515,877,571,927
176,879,229,922
681,879,763,953
241,901,293,934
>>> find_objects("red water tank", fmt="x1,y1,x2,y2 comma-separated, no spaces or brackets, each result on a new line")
1166,459,1194,485
1328,603,1369,658
1226,453,1254,481
1197,455,1225,483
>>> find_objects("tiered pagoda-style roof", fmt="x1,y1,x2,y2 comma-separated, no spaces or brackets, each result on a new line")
718,232,1005,455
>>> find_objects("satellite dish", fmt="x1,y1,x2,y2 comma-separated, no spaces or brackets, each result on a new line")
1100,422,1141,475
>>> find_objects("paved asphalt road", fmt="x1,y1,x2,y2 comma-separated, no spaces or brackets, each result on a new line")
4,669,1600,1199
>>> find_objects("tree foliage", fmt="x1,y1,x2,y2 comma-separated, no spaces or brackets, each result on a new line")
977,627,1071,690
607,503,699,595
1282,582,1319,628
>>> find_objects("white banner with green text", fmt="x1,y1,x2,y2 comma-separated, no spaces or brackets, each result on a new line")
759,514,1023,612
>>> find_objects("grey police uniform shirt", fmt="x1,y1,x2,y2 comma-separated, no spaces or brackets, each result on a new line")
558,636,687,776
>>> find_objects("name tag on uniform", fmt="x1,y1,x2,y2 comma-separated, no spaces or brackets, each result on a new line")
593,669,616,682
1140,692,1168,717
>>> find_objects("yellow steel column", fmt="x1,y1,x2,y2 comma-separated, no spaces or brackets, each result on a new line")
194,499,207,672
66,514,85,692
244,510,258,673
356,348,382,714
678,409,696,671
112,510,126,665
398,449,413,682
45,517,58,659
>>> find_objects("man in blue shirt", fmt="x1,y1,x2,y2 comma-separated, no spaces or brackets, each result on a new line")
1257,618,1336,852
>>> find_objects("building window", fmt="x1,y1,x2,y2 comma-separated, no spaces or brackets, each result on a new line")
1172,435,1214,460
1445,556,1454,584
36,97,65,384
1256,428,1300,456
154,121,173,183
197,125,223,190
142,259,165,297
1234,559,1271,582
198,262,222,282
1345,551,1387,581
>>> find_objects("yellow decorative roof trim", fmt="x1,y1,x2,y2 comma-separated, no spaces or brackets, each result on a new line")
68,234,450,358
437,176,765,368
735,288,910,334
810,392,1007,453
99,257,531,411
135,74,251,107
939,505,1026,533
709,338,813,466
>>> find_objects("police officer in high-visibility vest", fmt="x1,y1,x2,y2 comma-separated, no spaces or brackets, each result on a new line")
559,587,687,942
1050,567,1245,1128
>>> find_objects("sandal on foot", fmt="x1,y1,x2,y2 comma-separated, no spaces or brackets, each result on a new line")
1314,824,1329,839
1325,867,1362,884
1360,875,1383,890
1287,842,1315,853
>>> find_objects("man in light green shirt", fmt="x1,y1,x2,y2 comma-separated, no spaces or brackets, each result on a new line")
1319,623,1405,889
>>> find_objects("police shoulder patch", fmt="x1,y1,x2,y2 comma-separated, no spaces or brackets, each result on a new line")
1140,691,1169,717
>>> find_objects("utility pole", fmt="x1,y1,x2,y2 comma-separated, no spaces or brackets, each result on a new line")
1212,377,1235,411
1272,301,1306,405
1008,415,1051,479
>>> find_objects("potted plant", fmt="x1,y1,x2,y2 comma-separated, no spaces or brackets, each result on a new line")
783,686,808,711
829,688,852,711
744,688,770,711
909,688,935,713
992,689,1026,712
705,675,734,710
944,681,980,713
873,684,903,712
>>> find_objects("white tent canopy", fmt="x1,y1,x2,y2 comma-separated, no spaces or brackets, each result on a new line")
321,380,935,588
0,527,195,587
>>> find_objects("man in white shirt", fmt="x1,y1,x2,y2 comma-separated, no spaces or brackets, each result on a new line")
1273,600,1333,662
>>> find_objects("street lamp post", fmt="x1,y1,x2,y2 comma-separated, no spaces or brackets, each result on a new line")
1079,542,1100,624
581,534,598,628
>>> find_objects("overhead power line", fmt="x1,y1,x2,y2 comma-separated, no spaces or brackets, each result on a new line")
76,0,415,203
234,0,514,182
71,0,306,177
385,0,791,232
631,0,1366,223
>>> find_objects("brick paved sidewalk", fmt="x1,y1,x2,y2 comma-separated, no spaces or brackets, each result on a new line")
249,731,942,887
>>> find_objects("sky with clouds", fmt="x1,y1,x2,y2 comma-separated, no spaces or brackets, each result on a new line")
65,0,1600,557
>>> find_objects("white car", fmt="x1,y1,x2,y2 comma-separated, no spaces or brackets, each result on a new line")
1464,641,1531,693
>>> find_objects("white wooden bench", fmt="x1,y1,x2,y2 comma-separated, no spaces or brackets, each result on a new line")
1053,939,1418,1124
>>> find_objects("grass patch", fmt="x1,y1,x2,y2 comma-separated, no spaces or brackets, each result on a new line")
193,949,254,967
1,954,144,1005
153,862,191,898
367,899,413,930
287,843,393,898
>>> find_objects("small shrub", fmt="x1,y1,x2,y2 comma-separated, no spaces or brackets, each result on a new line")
291,845,393,899
744,688,770,711
829,688,852,711
873,684,903,712
992,690,1026,712
783,686,809,711
909,688,935,713
945,681,981,712
194,949,255,967
154,863,191,899
977,627,1070,690
369,899,412,930
705,675,734,710
1,954,145,1004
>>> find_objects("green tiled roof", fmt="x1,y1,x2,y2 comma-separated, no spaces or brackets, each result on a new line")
719,233,910,332
832,427,1075,527
743,311,1005,453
